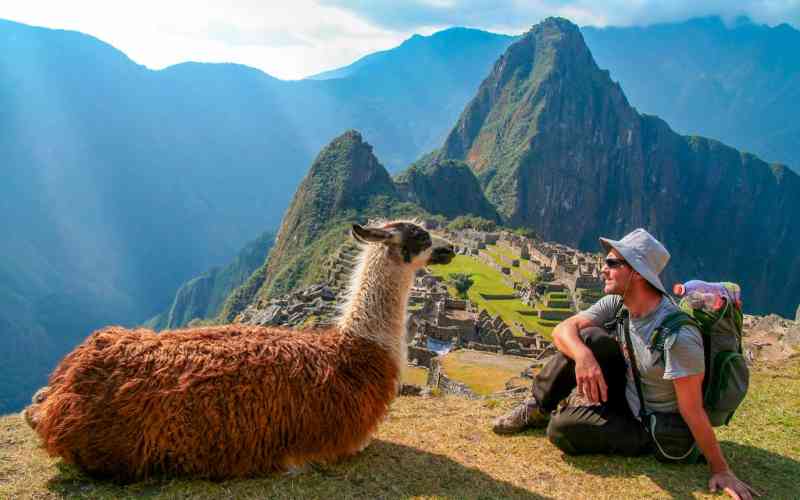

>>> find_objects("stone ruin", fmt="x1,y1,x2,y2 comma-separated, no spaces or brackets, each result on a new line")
453,229,605,313
237,283,340,328
234,224,599,398
237,241,361,328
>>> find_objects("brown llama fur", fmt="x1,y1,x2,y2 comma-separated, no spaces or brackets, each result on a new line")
24,221,452,483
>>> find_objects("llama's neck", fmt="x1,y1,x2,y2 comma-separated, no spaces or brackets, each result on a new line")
337,244,414,365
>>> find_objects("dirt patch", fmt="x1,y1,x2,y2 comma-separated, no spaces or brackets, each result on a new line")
446,350,534,372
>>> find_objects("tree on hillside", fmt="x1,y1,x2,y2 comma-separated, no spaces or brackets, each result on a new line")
447,215,497,232
448,273,474,299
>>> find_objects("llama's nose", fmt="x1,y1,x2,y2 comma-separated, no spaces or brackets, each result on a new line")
429,244,455,265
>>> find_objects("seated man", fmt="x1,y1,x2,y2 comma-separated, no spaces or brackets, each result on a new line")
492,229,756,500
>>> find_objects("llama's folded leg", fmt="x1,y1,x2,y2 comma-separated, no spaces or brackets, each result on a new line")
32,386,52,403
23,404,40,430
283,464,311,477
23,386,52,430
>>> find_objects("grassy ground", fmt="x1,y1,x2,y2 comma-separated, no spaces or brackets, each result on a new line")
402,366,429,387
2,361,798,499
440,350,534,396
428,255,549,337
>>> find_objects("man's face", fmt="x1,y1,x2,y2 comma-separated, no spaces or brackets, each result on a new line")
601,249,633,295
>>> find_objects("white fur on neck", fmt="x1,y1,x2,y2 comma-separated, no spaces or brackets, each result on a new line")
337,242,413,371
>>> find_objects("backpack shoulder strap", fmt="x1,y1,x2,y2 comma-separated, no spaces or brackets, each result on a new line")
602,295,626,333
620,308,650,420
650,311,701,352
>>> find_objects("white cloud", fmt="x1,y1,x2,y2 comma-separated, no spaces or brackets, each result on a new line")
2,1,798,79
1,0,413,79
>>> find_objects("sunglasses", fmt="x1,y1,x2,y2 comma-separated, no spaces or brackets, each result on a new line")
604,258,628,269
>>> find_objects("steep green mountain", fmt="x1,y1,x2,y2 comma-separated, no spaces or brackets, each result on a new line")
439,17,800,317
582,16,800,172
146,231,275,330
394,157,499,220
249,130,426,308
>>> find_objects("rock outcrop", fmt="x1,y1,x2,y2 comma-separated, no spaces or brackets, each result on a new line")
394,157,499,221
743,314,800,365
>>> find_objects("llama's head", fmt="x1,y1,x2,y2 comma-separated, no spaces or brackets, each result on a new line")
351,221,454,269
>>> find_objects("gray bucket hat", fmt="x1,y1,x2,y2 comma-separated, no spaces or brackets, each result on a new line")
600,228,670,295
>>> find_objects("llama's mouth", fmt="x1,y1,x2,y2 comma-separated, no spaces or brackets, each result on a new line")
428,245,455,265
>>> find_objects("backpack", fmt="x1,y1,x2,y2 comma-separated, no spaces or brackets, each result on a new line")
658,297,749,426
614,295,749,427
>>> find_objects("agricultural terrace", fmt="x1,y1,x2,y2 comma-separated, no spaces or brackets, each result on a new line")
428,255,557,338
484,244,537,283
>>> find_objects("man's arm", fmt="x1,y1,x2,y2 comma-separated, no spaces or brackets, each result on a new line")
673,375,758,500
552,314,608,404
552,314,597,360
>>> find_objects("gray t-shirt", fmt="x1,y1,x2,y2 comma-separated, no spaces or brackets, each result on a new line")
579,294,704,416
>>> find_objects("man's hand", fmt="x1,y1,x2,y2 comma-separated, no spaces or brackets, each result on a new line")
709,470,760,500
574,351,607,403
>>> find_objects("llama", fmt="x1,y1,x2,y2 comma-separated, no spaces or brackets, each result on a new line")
23,220,454,482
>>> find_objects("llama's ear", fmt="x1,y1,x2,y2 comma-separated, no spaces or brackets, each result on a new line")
352,224,391,243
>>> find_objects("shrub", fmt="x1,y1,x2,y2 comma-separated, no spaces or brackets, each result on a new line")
448,273,474,299
447,215,497,232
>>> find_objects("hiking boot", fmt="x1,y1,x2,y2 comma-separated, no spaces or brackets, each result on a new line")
492,397,550,434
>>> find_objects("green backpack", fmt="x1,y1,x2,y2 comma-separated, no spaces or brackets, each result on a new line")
651,297,749,427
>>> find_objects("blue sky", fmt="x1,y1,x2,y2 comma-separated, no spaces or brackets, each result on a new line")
2,1,798,79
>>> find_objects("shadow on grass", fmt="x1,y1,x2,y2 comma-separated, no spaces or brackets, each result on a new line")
563,440,799,499
46,440,552,499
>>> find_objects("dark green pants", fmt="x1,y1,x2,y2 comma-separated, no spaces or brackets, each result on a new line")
532,327,654,456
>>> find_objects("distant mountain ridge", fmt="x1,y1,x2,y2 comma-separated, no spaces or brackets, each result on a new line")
308,27,516,81
146,231,275,330
582,16,800,172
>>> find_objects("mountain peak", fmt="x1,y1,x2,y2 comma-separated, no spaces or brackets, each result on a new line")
304,130,390,199
438,16,627,207
255,130,399,297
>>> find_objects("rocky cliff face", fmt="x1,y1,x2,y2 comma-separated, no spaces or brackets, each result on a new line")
394,157,499,221
438,17,800,317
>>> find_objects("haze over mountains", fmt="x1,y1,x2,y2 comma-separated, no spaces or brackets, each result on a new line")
0,18,512,412
2,15,799,413
583,16,800,171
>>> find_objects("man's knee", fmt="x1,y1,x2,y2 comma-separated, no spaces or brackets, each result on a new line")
548,406,650,457
546,409,589,455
